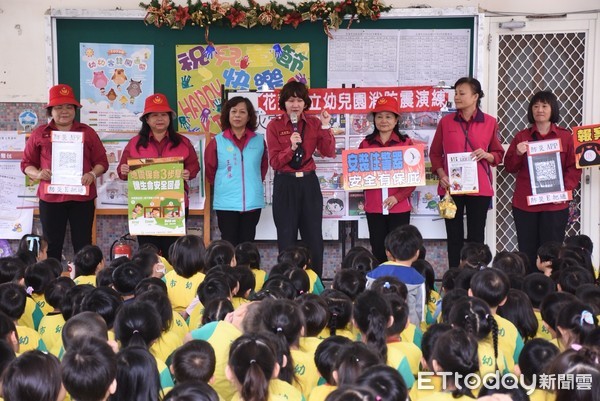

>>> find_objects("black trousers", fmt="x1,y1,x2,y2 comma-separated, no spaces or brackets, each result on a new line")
137,207,190,261
216,209,262,247
444,195,491,268
39,199,95,261
512,207,569,274
272,172,324,277
366,211,411,264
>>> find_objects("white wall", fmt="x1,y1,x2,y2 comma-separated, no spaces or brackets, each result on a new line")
0,0,598,101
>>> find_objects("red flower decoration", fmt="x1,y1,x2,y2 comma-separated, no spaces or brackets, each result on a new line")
227,8,246,27
175,6,191,26
284,11,303,28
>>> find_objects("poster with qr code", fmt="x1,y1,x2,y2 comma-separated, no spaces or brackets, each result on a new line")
47,131,87,195
526,139,571,206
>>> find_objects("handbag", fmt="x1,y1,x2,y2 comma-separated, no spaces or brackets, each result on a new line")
438,191,457,219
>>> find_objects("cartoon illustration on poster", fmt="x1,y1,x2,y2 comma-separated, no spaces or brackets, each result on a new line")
127,158,185,236
323,191,346,218
572,123,600,168
96,133,131,209
348,192,366,216
175,43,310,134
80,43,154,132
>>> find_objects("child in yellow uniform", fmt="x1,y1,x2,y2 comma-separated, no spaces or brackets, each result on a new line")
278,246,324,294
73,245,105,286
19,293,45,330
297,294,328,356
320,289,355,341
412,259,441,330
170,339,224,398
419,327,480,401
234,242,266,292
163,235,207,313
231,266,255,310
25,261,57,315
353,290,415,389
3,349,63,401
515,339,559,401
37,277,73,354
0,283,47,353
385,294,422,377
539,292,577,350
470,268,524,370
307,336,351,401
522,273,556,341
409,323,451,401
356,365,409,401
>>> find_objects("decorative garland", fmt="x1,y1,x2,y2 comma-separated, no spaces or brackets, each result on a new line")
140,0,392,43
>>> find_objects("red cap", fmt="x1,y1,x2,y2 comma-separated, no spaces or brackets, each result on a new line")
370,96,400,115
140,93,176,121
46,84,81,109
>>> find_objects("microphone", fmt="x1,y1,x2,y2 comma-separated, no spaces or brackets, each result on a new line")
290,112,301,146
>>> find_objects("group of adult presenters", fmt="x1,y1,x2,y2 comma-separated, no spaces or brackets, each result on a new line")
22,78,581,275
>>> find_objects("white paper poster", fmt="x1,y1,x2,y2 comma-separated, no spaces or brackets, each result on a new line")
447,152,479,194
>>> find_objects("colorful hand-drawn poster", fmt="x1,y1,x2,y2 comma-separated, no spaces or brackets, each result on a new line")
342,145,426,191
0,132,33,239
447,152,479,194
572,123,600,168
127,158,185,236
175,43,310,133
97,133,131,209
80,43,154,132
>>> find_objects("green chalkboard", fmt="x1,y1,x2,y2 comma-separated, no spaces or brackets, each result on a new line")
56,15,475,108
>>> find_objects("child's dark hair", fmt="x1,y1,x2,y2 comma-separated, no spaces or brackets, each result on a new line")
15,250,36,269
267,262,295,280
370,276,408,301
547,347,600,401
130,249,160,278
228,333,279,401
114,301,162,349
448,297,499,371
259,298,305,349
96,266,116,288
277,246,310,270
575,284,600,315
111,262,145,296
283,267,310,297
205,240,235,269
492,251,527,276
321,289,353,336
539,291,577,334
234,242,261,270
163,382,219,401
2,350,62,401
135,277,168,296
201,298,234,325
559,245,595,280
412,259,435,302
38,258,64,278
537,241,561,269
171,339,216,383
262,276,296,300
231,266,256,299
341,247,379,274
0,283,26,320
459,242,491,269
353,290,391,362
477,376,530,401
297,293,329,337
421,323,453,366
469,268,510,308
61,284,94,321
73,245,103,277
61,311,108,350
333,342,382,385
324,386,377,401
356,365,408,401
112,346,161,401
61,336,117,401
384,224,423,261
0,257,26,284
24,261,56,295
169,235,206,278
197,274,231,305
497,289,538,342
558,266,594,294
518,338,559,386
332,269,366,301
555,300,598,347
17,234,48,259
430,327,479,398
564,234,594,254
522,273,556,309
440,288,468,323
135,290,173,332
384,294,409,337
0,311,17,346
454,268,478,291
314,336,352,384
80,286,123,329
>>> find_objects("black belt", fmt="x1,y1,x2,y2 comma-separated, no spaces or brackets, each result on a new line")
276,170,316,178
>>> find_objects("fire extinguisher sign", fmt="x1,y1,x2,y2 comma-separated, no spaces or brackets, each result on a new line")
127,157,186,236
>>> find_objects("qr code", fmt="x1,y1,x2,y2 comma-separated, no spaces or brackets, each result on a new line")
57,152,77,169
534,160,557,181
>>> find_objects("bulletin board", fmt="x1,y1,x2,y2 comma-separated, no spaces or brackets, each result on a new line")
47,7,483,241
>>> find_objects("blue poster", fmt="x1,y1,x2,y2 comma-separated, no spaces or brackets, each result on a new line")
80,43,154,132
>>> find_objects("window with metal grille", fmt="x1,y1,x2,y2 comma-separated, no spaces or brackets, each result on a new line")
495,32,585,252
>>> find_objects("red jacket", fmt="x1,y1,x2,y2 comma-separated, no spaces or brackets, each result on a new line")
430,109,504,197
266,113,335,172
504,124,581,212
21,120,108,202
358,133,415,213
117,132,200,206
